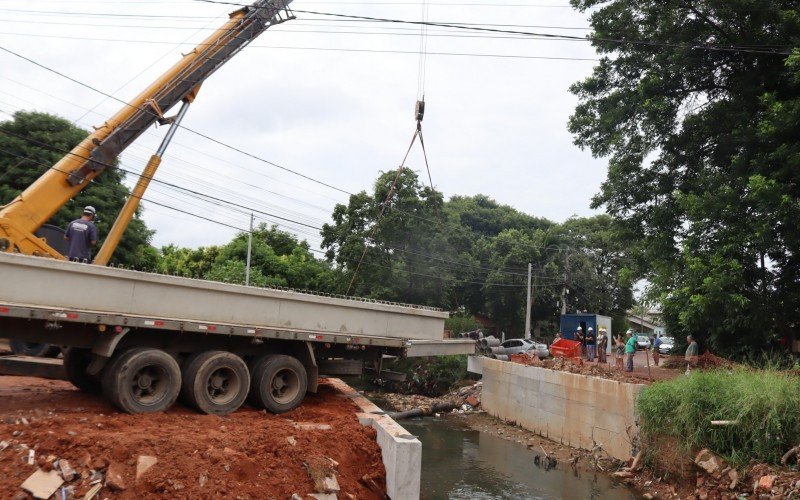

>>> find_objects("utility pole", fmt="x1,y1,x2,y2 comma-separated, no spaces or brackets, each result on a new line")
561,249,569,315
525,262,532,339
245,213,254,286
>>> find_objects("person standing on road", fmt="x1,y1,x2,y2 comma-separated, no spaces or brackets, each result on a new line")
586,327,596,362
652,335,663,366
64,206,98,263
575,326,585,358
685,335,699,372
597,328,608,364
624,329,637,372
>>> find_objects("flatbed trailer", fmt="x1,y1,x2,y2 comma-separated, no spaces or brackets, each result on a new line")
0,253,475,415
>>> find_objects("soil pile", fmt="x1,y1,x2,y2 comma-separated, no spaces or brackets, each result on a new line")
0,376,386,499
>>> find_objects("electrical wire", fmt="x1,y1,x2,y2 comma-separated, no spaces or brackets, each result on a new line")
0,121,557,279
0,141,541,287
0,43,577,260
0,45,353,196
191,0,794,55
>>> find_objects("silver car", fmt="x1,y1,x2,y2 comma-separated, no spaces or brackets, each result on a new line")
657,336,675,355
501,339,550,358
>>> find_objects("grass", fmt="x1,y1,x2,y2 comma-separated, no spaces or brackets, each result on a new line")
637,368,800,465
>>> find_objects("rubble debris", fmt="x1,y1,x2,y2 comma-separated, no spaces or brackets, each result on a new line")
727,469,739,490
58,459,77,482
305,456,339,494
135,455,158,481
630,450,643,472
82,483,102,500
756,474,776,492
694,448,727,476
388,402,459,421
294,422,333,431
105,462,126,491
20,469,64,499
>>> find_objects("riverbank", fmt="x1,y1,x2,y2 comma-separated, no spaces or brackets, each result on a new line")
370,364,800,500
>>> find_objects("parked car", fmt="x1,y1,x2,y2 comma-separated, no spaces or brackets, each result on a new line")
657,336,675,355
636,335,651,350
501,338,550,358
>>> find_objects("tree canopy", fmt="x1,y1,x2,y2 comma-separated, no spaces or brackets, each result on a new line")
321,170,634,336
0,111,156,267
568,0,800,355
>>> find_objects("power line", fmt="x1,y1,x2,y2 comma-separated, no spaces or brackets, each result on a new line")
0,43,582,258
0,32,601,61
0,140,539,288
0,123,556,279
0,45,353,195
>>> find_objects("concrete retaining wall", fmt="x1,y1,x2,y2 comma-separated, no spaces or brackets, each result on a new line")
480,358,645,461
327,378,421,500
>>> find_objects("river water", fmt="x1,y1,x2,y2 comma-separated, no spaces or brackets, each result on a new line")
401,416,639,500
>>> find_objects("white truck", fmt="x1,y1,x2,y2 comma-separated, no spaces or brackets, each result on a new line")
0,0,475,415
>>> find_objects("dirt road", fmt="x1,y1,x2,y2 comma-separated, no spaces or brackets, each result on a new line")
0,376,386,499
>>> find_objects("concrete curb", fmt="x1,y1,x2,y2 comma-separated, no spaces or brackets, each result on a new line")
327,378,421,500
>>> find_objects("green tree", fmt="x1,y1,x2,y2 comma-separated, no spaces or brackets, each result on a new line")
0,111,155,267
321,169,451,305
568,1,800,356
217,224,340,291
561,215,634,332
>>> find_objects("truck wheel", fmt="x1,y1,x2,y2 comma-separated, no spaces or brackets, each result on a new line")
62,347,101,393
181,351,249,415
248,354,307,414
10,341,61,358
102,348,181,414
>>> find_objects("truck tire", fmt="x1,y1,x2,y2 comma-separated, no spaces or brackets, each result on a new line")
10,341,61,358
102,348,181,414
180,351,249,415
62,347,101,393
248,354,307,414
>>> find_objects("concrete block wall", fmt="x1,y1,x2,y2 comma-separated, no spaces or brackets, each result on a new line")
480,358,645,461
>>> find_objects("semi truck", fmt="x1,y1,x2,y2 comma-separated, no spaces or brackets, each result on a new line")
0,0,475,415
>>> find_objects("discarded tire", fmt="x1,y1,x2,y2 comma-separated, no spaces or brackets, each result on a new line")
248,354,307,414
62,347,102,393
10,341,61,358
181,351,250,415
102,348,181,414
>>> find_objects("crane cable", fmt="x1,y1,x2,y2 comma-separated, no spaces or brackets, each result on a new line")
345,0,435,295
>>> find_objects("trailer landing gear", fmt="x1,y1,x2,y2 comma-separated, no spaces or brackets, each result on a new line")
62,347,101,393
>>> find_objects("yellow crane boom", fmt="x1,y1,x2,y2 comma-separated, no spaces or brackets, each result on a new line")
0,0,294,263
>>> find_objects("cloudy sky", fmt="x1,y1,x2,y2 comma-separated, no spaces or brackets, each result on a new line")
0,0,605,251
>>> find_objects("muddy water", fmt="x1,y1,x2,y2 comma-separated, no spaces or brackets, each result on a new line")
401,416,639,500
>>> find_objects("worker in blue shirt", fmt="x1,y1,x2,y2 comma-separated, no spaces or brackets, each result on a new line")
64,206,98,262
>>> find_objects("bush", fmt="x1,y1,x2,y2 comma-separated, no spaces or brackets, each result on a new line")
637,369,800,465
388,355,469,396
